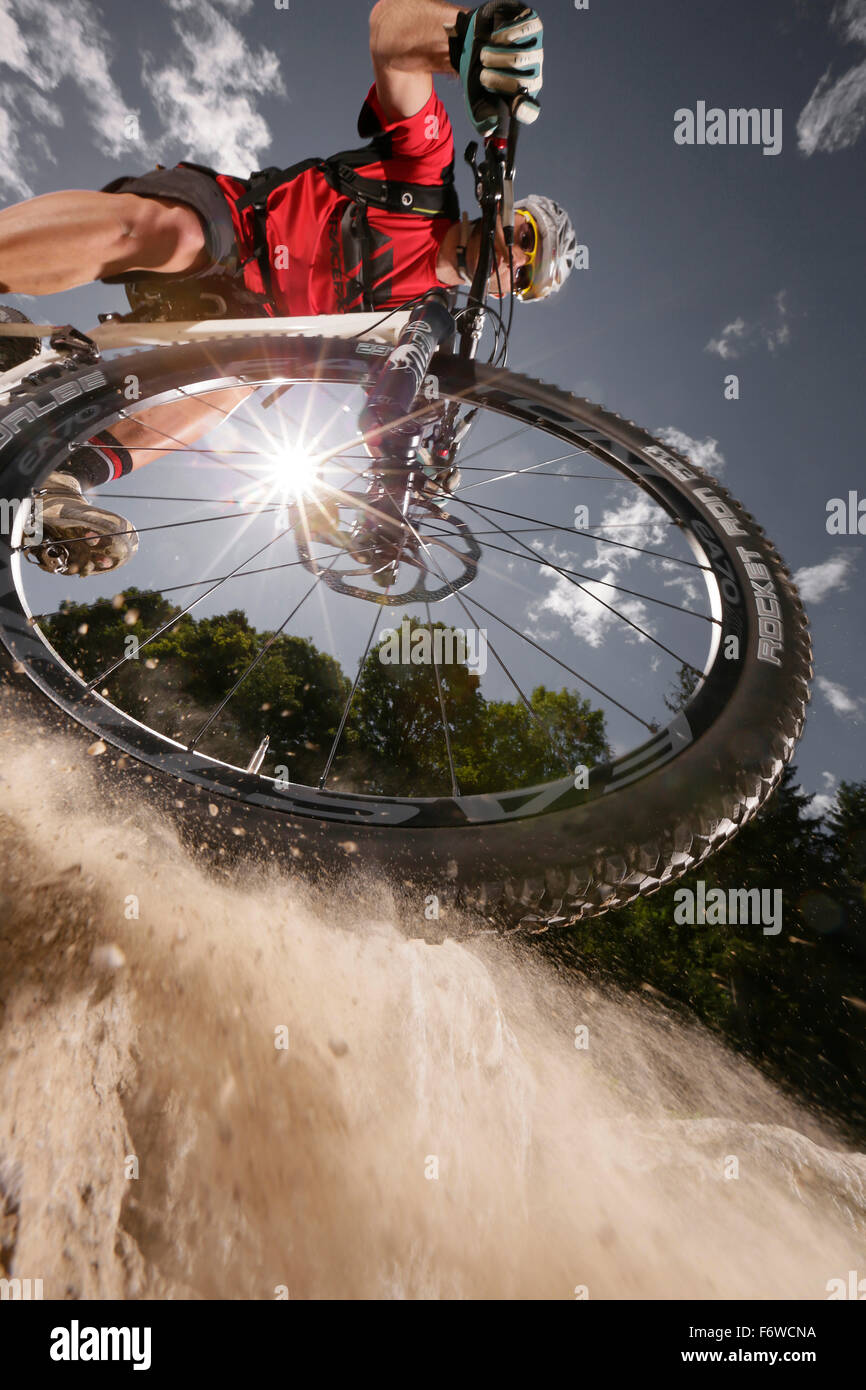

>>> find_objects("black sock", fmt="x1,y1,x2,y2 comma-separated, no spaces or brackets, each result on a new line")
59,431,133,490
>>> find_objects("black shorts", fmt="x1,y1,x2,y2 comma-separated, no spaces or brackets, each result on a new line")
99,162,240,285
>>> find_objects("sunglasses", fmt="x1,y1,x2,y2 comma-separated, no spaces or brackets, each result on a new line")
513,211,540,299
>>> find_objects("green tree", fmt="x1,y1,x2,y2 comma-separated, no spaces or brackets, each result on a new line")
343,616,609,796
539,768,866,1136
42,598,610,797
343,617,489,795
470,684,608,794
41,589,350,782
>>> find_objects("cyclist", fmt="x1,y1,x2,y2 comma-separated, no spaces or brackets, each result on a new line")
0,1,577,575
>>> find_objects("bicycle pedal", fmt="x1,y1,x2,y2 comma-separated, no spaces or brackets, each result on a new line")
48,325,101,364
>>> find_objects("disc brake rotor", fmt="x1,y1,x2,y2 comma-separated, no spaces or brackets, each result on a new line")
292,492,480,605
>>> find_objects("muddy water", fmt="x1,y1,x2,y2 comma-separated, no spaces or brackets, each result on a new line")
0,713,863,1300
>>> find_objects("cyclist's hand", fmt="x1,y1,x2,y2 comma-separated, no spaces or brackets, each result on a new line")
448,3,544,137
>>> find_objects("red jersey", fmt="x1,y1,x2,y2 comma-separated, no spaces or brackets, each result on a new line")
217,83,457,315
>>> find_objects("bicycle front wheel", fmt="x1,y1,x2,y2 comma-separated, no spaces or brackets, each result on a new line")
0,333,811,929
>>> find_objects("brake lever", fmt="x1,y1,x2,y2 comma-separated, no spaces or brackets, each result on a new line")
464,140,481,188
484,97,522,245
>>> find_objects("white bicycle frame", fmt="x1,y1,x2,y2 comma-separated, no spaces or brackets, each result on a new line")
0,312,413,395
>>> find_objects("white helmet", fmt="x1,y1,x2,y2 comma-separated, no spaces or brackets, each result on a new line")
514,195,578,301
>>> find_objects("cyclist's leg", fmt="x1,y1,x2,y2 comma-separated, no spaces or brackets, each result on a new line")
94,166,258,468
3,166,256,471
107,388,254,472
0,190,208,294
32,378,255,578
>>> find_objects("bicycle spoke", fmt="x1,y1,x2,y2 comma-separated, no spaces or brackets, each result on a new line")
78,523,300,693
457,422,534,464
454,465,620,480
456,449,602,492
458,494,705,672
426,600,460,798
307,383,364,452
469,522,678,533
400,508,667,732
187,566,332,752
318,605,381,790
396,512,572,763
91,447,369,464
33,553,338,620
109,407,260,484
18,504,293,553
456,586,661,732
90,491,254,504
151,541,380,595
450,497,707,569
121,383,338,487
175,382,301,457
467,533,716,623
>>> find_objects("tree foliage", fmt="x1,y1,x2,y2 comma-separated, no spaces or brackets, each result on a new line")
41,595,610,795
539,767,866,1136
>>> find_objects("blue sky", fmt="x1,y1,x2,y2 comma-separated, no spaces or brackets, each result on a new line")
1,0,865,806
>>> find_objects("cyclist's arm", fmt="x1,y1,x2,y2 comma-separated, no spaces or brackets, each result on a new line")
370,0,472,119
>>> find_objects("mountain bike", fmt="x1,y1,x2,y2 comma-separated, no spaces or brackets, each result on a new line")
0,107,811,933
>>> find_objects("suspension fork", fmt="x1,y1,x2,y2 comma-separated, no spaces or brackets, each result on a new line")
358,288,457,524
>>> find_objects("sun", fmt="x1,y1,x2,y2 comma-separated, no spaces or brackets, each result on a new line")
266,442,321,499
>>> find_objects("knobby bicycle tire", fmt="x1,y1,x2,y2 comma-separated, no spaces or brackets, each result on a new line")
0,335,812,932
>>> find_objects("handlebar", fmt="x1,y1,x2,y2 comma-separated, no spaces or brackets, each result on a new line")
359,92,526,476
458,95,522,354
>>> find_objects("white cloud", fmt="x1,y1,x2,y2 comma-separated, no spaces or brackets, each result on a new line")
0,7,29,75
767,290,791,351
0,0,284,200
0,0,144,197
530,568,653,649
793,551,855,604
0,102,31,198
705,317,747,361
798,1,866,155
582,492,670,576
798,58,866,153
660,567,701,603
802,771,839,820
655,428,727,477
705,290,791,360
11,0,137,153
816,674,863,718
143,0,284,176
0,83,65,178
527,493,665,648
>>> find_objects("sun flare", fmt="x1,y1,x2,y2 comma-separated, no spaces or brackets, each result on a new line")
267,443,321,498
